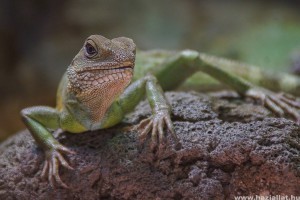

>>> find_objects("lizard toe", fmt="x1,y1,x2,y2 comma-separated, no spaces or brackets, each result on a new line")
265,97,284,117
150,120,158,152
246,87,300,124
137,118,153,144
278,93,300,109
137,109,180,152
42,148,73,189
52,156,69,189
269,95,300,123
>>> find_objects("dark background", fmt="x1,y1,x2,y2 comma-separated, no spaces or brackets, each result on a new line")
1,0,300,141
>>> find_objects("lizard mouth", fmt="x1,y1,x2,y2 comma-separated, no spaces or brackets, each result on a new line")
78,61,134,73
95,65,133,71
114,65,133,70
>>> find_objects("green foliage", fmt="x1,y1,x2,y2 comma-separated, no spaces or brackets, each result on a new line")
228,23,300,71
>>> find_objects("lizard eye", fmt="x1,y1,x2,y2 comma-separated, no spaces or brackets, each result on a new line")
85,42,97,58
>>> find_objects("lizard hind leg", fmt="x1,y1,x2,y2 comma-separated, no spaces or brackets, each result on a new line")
153,50,300,124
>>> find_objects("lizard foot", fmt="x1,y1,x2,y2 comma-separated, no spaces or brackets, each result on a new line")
41,144,75,189
137,109,181,152
246,87,300,124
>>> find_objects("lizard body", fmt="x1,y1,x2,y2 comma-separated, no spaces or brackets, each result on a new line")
21,35,300,188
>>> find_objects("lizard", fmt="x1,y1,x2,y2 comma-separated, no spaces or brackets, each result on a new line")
21,34,300,189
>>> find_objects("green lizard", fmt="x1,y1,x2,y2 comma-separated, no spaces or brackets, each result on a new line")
21,35,300,188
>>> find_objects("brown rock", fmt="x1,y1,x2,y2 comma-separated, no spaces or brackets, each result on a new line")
0,92,299,199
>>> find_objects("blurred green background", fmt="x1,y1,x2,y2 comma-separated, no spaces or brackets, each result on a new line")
1,0,300,141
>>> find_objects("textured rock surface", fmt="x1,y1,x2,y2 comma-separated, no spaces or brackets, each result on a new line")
0,92,299,200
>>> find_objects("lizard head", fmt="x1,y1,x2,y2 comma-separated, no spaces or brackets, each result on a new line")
67,35,136,94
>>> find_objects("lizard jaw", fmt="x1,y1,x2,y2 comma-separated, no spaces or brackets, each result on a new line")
67,62,134,93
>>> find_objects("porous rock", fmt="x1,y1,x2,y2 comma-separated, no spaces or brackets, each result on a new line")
0,92,299,200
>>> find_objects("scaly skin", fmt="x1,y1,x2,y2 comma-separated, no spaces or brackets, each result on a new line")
135,50,300,96
21,35,300,189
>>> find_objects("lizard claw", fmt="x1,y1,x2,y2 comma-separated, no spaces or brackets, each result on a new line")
137,109,180,152
41,144,75,189
246,88,300,124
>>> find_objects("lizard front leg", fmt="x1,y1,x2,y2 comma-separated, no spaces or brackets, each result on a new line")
140,75,180,151
118,75,180,152
21,106,75,188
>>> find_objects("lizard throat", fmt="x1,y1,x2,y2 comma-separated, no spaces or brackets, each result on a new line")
67,65,133,122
